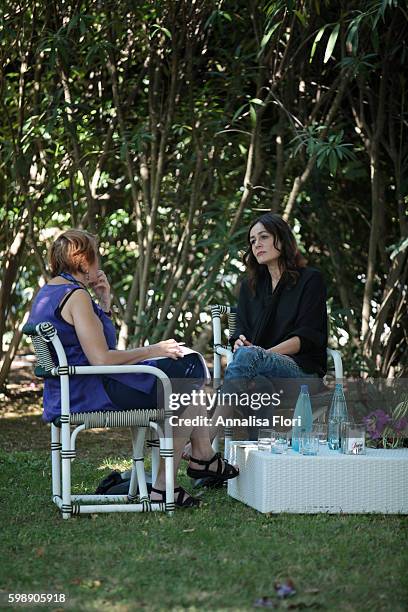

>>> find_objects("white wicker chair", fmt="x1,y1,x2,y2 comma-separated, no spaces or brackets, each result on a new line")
210,304,344,454
23,321,175,519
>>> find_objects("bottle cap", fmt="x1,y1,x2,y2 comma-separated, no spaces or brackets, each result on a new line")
301,384,309,393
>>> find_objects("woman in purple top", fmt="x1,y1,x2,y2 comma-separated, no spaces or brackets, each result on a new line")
29,229,238,507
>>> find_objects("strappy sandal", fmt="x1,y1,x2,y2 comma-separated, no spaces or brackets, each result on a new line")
150,486,201,508
186,452,239,482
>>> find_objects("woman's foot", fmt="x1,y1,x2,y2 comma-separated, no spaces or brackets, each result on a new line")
187,452,239,482
150,485,201,508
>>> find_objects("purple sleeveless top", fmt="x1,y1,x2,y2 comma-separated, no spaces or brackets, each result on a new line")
28,283,157,422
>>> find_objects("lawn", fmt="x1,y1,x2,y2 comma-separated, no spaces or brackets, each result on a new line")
1,385,407,611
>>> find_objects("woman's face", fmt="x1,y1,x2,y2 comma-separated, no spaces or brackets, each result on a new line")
249,222,281,266
87,258,99,285
82,252,100,285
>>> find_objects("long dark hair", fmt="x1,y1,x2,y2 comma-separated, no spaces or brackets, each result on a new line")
243,213,307,292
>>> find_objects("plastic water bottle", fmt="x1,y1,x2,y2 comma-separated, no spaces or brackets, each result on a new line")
328,383,348,450
292,384,313,452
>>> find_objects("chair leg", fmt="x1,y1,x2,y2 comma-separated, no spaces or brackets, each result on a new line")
163,416,175,515
51,424,61,499
129,427,148,504
213,351,222,394
147,428,160,482
60,419,74,519
150,421,174,514
151,445,160,483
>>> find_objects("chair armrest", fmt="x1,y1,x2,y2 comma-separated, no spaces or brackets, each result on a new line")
73,363,168,376
214,345,233,365
60,364,172,397
326,348,343,381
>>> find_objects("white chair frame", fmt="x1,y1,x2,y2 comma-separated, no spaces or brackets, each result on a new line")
210,304,344,455
23,321,175,519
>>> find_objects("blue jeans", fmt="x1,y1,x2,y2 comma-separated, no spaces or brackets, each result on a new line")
221,347,320,433
224,346,317,382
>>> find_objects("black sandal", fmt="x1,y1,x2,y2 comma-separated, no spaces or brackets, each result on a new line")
186,452,239,482
150,486,201,508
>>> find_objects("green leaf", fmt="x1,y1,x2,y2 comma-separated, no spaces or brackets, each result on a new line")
329,151,338,174
310,26,326,62
219,11,232,22
389,237,408,260
150,24,172,40
249,104,257,126
324,23,340,63
294,10,307,27
259,22,280,56
231,103,248,123
161,27,172,39
250,98,264,106
346,22,359,55
373,0,393,28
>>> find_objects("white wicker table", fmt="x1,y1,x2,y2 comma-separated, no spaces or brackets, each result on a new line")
227,442,408,514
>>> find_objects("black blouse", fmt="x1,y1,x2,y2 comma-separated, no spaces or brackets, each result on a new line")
231,266,328,376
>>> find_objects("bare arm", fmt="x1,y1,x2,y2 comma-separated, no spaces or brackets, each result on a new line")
266,336,301,356
62,290,183,366
234,335,300,355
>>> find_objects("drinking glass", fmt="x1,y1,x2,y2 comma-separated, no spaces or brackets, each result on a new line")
340,420,353,452
271,431,288,454
342,423,366,455
299,432,319,456
258,428,273,452
314,423,327,446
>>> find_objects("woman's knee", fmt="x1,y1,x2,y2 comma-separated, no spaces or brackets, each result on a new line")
185,354,205,378
225,346,261,380
233,346,260,365
263,351,281,364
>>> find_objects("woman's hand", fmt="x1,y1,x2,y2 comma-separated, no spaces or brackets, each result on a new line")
233,334,253,352
90,270,111,312
149,339,185,360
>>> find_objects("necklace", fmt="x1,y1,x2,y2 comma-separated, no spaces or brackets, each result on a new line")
58,271,89,292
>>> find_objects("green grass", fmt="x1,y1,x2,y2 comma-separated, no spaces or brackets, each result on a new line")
1,437,408,611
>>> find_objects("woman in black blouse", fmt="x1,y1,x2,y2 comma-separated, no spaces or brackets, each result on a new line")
224,213,328,400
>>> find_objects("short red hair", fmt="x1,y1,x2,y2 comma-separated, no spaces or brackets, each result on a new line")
49,229,98,276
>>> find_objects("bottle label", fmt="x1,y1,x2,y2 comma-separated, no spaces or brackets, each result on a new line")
342,437,365,455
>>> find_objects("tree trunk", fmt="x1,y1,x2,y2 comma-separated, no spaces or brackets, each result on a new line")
0,288,40,389
0,228,27,357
